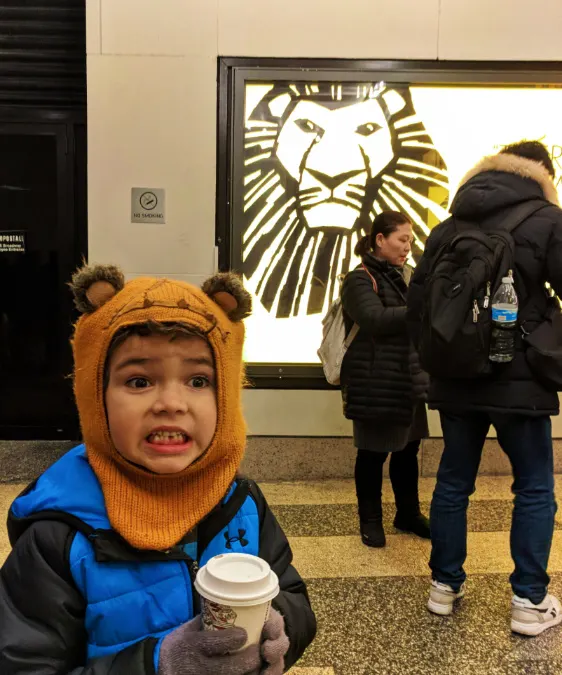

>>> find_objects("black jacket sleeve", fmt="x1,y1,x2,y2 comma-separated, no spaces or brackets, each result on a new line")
407,222,447,348
0,521,156,675
406,258,429,349
249,482,317,671
342,269,407,336
546,211,562,298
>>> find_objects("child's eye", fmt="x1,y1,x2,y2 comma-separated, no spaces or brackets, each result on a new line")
189,376,211,389
126,377,151,389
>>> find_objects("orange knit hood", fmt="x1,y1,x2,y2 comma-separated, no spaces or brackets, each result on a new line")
70,265,251,551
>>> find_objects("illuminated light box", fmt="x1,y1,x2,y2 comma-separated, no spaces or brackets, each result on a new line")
217,60,562,386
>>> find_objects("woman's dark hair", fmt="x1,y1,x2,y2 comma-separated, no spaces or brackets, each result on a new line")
355,211,413,257
500,140,556,178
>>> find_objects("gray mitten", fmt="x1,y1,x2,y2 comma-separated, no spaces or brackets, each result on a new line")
260,609,290,675
158,615,261,675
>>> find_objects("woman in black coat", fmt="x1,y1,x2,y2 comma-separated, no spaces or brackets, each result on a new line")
341,211,430,548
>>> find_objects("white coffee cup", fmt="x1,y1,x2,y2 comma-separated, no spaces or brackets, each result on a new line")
195,553,280,648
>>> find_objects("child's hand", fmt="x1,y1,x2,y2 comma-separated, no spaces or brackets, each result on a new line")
260,608,290,675
158,615,261,675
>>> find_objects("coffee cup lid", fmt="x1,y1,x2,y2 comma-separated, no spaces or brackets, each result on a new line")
195,553,280,607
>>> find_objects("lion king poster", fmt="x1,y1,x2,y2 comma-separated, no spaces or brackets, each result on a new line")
234,81,562,365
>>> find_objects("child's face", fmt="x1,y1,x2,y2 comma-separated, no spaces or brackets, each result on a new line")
105,333,217,475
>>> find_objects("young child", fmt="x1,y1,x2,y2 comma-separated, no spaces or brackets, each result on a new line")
0,265,317,674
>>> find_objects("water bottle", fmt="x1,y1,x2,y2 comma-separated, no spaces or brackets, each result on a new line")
489,271,518,363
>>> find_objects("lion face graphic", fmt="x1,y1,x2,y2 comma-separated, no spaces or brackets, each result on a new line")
241,83,450,319
276,98,394,232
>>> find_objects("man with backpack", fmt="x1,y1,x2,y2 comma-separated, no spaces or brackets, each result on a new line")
407,141,562,635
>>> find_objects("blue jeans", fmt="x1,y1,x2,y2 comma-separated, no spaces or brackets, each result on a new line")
430,412,557,604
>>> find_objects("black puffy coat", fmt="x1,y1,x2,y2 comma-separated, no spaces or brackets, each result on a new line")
340,253,422,425
408,153,562,416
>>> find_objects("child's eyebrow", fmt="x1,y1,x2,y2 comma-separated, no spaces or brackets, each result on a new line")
184,357,214,368
114,356,214,371
114,357,150,371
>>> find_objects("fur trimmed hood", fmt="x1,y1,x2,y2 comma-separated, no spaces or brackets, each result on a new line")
458,153,559,206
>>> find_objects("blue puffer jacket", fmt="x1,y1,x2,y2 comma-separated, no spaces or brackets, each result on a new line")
0,446,316,675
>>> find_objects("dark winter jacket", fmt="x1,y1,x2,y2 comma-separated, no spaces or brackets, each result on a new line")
0,445,316,675
340,254,425,425
408,152,562,416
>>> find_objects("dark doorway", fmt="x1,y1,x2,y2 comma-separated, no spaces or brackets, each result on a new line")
0,120,84,438
0,1,87,439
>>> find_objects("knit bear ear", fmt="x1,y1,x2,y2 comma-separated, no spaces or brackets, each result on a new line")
70,263,126,314
202,272,252,322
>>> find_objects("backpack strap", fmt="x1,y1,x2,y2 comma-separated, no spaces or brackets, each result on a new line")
343,263,379,348
344,323,360,349
361,262,379,293
496,199,550,234
452,199,549,240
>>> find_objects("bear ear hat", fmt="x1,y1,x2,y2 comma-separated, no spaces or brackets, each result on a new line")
70,264,252,321
70,263,126,314
202,272,252,322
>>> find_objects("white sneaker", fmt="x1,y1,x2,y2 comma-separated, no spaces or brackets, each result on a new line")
428,580,465,616
511,594,562,636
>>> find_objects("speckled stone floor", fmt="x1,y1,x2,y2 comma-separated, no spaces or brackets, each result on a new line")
3,475,562,674
263,476,562,675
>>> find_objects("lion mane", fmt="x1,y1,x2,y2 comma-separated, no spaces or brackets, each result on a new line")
242,82,449,318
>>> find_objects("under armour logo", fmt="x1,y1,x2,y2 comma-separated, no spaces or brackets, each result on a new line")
224,529,248,549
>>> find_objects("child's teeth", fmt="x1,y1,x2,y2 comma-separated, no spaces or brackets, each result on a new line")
150,431,186,443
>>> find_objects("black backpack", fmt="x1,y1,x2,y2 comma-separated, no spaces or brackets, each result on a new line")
419,200,548,379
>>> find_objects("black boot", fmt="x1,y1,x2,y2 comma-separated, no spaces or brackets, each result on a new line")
393,511,431,539
355,448,387,548
360,517,386,548
390,441,431,540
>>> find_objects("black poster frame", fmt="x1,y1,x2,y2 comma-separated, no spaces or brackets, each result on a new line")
217,58,562,389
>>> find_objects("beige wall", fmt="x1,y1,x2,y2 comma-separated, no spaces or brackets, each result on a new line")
86,0,562,438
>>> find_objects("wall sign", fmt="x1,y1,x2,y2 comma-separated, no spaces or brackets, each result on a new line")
131,187,166,223
0,230,26,253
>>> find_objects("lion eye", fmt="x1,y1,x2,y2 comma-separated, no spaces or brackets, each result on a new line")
356,122,382,137
295,118,325,137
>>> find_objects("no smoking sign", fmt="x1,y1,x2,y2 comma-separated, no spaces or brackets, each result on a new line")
131,187,166,223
